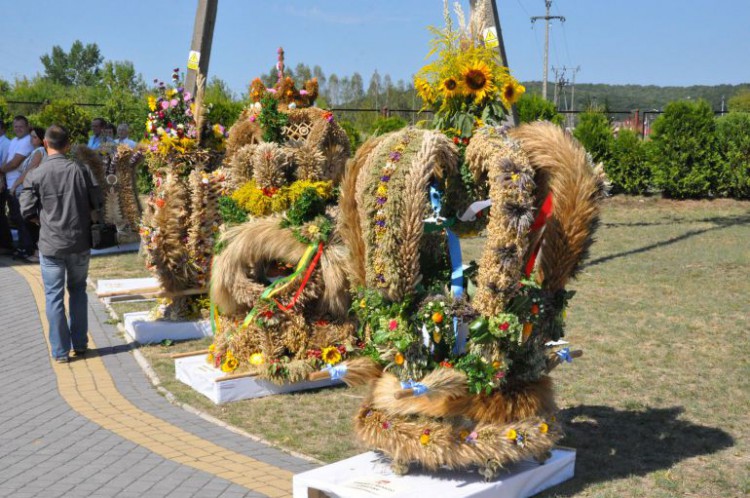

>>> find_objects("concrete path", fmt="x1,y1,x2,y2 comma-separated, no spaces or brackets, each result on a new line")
0,259,317,498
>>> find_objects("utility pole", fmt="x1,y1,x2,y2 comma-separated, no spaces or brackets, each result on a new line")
472,0,519,126
551,66,568,109
185,0,219,96
531,1,565,101
565,65,580,128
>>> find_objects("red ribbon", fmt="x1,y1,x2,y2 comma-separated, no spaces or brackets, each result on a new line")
274,242,325,311
524,194,554,277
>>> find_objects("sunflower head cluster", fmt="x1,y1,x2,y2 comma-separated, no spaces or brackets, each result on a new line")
415,27,525,136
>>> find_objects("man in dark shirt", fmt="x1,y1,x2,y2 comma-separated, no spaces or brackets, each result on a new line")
20,125,102,363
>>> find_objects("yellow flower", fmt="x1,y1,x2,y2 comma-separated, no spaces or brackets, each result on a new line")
419,433,431,445
432,331,441,343
501,80,525,107
461,60,495,103
459,430,469,440
206,353,214,364
440,77,460,98
506,429,517,440
321,346,342,365
539,423,549,434
147,96,157,111
166,88,177,98
359,299,367,309
208,344,215,352
249,352,264,366
414,77,435,104
221,357,239,373
562,310,567,319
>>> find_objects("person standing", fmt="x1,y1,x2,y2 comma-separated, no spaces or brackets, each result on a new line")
115,123,137,148
1,116,34,257
0,120,13,254
10,127,47,261
20,125,103,363
87,117,106,150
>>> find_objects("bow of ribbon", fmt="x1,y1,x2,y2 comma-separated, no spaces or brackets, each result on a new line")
400,379,429,396
325,363,348,381
556,347,573,363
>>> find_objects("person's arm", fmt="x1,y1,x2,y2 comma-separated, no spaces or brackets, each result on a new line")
10,151,43,194
19,170,40,222
0,152,27,173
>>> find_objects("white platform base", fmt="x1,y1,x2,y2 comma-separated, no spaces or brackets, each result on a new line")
91,241,140,256
175,353,343,404
97,277,159,296
293,449,575,498
123,311,212,344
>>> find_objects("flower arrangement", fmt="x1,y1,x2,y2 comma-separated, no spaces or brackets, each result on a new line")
231,179,333,217
414,7,525,138
146,68,198,152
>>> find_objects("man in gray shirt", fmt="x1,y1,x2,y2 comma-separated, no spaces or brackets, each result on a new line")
20,125,103,363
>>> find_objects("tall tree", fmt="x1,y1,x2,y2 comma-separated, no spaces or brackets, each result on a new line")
327,73,340,105
350,72,365,101
368,69,382,108
294,63,312,87
40,40,103,86
101,61,145,94
313,65,327,94
383,74,393,107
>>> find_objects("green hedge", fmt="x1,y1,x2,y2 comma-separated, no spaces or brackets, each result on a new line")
608,129,651,195
716,112,750,198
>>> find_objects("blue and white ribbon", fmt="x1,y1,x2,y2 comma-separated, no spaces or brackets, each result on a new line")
457,199,493,222
324,363,348,381
428,184,464,298
400,379,429,396
556,347,573,363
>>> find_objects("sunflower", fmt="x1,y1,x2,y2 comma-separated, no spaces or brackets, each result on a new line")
460,61,495,103
501,80,526,107
221,356,239,373
414,77,435,104
321,346,342,365
249,352,264,366
440,77,460,98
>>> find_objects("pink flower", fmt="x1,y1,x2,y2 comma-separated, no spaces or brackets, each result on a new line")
249,115,257,122
300,89,309,96
160,101,169,110
388,319,398,331
267,88,277,94
170,99,178,107
183,91,192,101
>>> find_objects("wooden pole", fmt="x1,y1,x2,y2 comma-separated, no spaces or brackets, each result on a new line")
307,370,331,382
185,0,219,96
169,349,211,359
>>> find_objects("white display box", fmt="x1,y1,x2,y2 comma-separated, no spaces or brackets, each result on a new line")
293,449,575,498
97,277,160,297
123,311,212,344
175,353,344,404
91,241,140,256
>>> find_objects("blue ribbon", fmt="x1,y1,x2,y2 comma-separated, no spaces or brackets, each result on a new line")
556,347,573,363
453,316,467,355
400,379,429,396
325,364,348,381
428,184,463,298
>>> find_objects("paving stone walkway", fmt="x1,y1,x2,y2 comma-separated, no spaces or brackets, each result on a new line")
0,259,317,498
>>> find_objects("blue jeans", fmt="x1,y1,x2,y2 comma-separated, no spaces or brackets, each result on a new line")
40,251,91,359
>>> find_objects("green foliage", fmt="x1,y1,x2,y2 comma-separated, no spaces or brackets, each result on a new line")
136,162,153,195
716,112,750,198
608,129,652,195
517,94,563,125
649,100,721,198
31,100,92,144
337,120,362,152
103,88,146,140
0,97,10,129
258,94,288,143
40,40,103,87
218,196,248,225
206,101,244,129
727,89,750,113
284,188,327,226
369,116,408,136
573,107,613,164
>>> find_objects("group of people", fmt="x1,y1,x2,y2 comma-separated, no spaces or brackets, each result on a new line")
87,117,137,150
1,119,106,363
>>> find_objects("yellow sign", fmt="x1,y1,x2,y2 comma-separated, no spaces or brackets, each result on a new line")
187,50,200,71
483,27,499,49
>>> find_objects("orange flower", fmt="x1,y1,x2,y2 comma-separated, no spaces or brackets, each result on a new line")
531,304,540,315
394,353,405,365
431,312,444,324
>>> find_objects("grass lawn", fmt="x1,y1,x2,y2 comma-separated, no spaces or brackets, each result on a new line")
97,197,750,497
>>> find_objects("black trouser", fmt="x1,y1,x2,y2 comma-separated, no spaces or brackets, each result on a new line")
0,189,14,250
7,194,33,255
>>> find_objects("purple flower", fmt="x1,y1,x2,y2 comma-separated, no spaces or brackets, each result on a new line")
267,88,277,94
177,87,184,93
380,175,390,182
375,220,386,227
300,89,309,96
376,197,386,205
389,151,402,161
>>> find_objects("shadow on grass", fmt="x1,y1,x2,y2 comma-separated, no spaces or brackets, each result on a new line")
537,405,734,497
586,213,750,269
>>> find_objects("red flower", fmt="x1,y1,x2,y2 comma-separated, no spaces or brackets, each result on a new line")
499,322,510,331
452,137,460,145
439,361,453,368
531,304,540,315
388,319,398,331
462,137,470,145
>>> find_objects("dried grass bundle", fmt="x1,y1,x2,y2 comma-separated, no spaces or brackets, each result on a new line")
508,122,606,289
252,143,289,189
224,111,263,160
72,145,106,189
291,142,326,181
112,145,144,230
337,136,387,288
229,144,256,183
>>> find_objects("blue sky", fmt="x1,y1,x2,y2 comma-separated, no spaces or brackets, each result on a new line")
1,0,748,96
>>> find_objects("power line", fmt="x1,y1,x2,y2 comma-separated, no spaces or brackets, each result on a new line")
531,0,565,100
